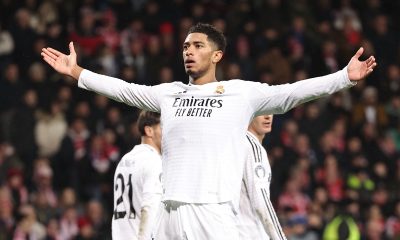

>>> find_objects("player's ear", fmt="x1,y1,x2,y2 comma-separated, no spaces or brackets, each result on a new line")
144,125,153,137
212,50,223,64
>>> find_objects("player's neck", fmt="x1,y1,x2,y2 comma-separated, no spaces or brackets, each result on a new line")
189,70,217,85
249,130,265,144
142,138,161,154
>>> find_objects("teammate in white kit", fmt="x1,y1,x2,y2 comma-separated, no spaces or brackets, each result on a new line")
238,114,286,240
112,111,162,240
41,23,376,239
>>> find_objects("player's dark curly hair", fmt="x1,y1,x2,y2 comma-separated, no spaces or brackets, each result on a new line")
188,23,226,52
137,110,161,136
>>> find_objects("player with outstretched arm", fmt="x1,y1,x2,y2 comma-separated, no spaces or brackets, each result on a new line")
42,23,376,239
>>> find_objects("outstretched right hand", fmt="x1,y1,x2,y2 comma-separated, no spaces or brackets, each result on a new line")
41,42,81,79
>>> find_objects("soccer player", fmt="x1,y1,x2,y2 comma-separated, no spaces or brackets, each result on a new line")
238,114,286,240
41,23,376,239
112,111,162,240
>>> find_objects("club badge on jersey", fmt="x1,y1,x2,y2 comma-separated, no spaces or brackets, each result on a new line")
215,85,225,94
255,165,266,179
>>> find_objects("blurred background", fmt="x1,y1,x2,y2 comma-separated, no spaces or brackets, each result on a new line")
0,0,399,239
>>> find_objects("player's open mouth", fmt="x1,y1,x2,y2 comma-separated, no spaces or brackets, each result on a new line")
185,59,195,65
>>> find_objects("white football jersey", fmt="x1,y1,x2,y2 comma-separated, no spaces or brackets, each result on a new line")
79,68,353,204
237,132,286,240
112,144,162,240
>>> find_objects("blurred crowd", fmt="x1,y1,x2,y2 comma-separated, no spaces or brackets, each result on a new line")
0,0,399,239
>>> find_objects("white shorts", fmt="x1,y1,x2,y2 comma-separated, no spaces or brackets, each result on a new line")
152,201,239,240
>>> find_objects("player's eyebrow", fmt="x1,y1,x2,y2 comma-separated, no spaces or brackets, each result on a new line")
183,41,206,47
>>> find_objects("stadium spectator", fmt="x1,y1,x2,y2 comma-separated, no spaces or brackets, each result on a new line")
13,204,46,240
0,22,14,70
0,186,15,239
34,100,68,158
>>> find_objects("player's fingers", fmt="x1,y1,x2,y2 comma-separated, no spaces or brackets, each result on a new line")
367,57,376,68
353,47,364,59
69,42,76,55
369,56,376,65
366,56,374,65
42,54,56,68
47,47,64,57
365,56,372,65
42,48,58,60
366,62,377,75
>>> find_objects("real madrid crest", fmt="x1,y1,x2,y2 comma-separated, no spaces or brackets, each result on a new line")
255,165,266,178
215,85,225,94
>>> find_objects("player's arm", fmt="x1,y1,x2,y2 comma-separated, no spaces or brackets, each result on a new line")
41,42,160,112
78,70,160,112
138,159,162,240
138,207,150,240
251,48,376,115
244,137,287,240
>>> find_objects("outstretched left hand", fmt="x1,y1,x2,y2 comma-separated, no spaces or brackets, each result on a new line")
347,47,377,81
